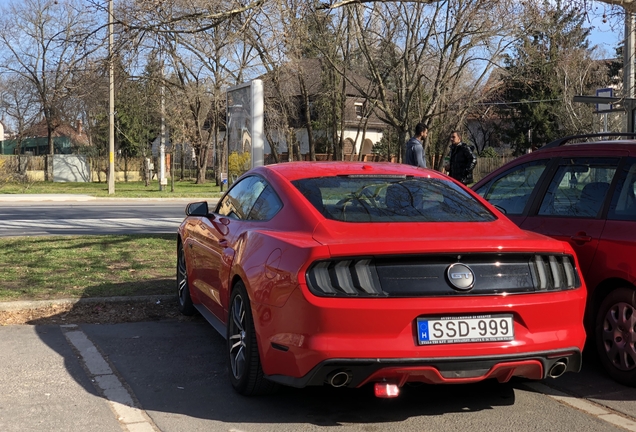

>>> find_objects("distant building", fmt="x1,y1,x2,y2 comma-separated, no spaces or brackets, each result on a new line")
260,58,390,160
0,119,88,155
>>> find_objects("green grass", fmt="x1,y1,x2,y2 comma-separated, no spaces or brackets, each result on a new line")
0,179,223,198
0,235,178,301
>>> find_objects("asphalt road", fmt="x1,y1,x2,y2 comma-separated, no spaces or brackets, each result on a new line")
2,318,636,432
0,197,217,236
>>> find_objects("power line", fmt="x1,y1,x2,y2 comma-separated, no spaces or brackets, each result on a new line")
477,98,563,106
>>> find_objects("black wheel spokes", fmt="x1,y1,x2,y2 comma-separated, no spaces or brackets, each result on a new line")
603,302,636,371
177,249,188,302
229,295,247,380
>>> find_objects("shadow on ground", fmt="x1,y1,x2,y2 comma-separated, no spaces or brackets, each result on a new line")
16,302,523,428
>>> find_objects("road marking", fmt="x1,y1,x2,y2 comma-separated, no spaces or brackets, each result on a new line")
526,382,636,431
61,324,158,432
0,218,182,230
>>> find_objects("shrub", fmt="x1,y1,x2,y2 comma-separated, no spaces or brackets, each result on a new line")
480,146,500,158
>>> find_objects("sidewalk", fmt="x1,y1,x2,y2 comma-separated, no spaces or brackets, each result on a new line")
0,194,217,203
0,194,96,202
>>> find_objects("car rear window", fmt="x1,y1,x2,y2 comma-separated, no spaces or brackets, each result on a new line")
292,175,496,222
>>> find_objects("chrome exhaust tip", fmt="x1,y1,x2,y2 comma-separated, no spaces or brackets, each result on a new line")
327,371,352,388
548,359,568,378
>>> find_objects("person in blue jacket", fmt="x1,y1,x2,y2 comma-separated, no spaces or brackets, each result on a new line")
404,123,428,168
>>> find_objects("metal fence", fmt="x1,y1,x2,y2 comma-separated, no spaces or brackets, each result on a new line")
0,154,516,183
473,156,515,182
0,154,45,171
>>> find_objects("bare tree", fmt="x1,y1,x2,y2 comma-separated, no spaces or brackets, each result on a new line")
156,17,252,184
317,0,515,164
0,0,102,180
0,75,40,155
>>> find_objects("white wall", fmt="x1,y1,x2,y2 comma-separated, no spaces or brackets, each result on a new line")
264,127,383,155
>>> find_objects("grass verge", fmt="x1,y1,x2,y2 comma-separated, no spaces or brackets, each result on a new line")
0,234,177,301
0,179,223,198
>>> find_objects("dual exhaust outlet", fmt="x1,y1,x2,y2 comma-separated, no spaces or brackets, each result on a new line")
327,370,352,388
548,358,568,379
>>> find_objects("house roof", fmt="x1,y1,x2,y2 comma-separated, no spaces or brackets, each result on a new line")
261,58,380,99
23,119,89,146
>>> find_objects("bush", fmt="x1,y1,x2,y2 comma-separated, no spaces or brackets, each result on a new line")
480,146,500,158
0,157,28,189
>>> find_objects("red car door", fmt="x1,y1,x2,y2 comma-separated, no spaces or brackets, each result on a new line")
473,159,553,227
588,158,636,290
193,215,237,321
521,216,606,279
520,157,621,279
194,175,269,322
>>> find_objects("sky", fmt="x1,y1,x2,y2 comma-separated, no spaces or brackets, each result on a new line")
589,14,623,58
582,0,636,59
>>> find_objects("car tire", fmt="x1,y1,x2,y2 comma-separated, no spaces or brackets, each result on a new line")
177,241,195,316
227,281,278,396
595,287,636,386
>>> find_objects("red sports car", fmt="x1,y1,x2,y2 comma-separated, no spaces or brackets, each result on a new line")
176,162,586,397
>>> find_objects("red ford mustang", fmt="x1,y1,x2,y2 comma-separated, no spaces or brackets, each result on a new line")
176,162,586,397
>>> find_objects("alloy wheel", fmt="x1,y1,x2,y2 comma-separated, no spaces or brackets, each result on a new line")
177,246,188,306
601,301,636,371
229,294,247,380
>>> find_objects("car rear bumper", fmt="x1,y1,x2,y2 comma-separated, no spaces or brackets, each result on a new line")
265,349,582,388
254,285,587,385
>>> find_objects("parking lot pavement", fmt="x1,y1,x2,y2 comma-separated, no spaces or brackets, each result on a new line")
4,319,636,432
546,353,636,421
0,325,123,432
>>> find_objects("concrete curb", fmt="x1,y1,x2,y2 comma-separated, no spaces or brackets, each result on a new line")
0,295,177,312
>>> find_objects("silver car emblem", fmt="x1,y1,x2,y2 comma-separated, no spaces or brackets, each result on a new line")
446,263,475,291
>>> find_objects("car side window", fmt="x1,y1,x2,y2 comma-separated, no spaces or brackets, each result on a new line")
477,160,549,215
248,184,283,221
608,158,636,221
216,176,265,220
538,158,619,218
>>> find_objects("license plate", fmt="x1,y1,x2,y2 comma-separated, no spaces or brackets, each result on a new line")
416,315,514,345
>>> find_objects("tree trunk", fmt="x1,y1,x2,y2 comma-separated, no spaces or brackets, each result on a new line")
398,129,407,164
299,75,315,161
45,117,55,181
265,129,280,164
180,143,185,180
196,142,209,184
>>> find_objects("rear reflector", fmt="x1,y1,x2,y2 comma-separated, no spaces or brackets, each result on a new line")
374,382,400,398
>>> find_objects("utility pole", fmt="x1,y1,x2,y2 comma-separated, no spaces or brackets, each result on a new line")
108,0,115,194
626,12,636,132
594,1,636,131
159,76,166,191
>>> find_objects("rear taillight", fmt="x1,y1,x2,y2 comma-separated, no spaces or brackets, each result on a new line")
306,259,386,297
531,255,580,291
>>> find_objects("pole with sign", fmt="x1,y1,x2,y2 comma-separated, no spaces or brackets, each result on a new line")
596,88,613,132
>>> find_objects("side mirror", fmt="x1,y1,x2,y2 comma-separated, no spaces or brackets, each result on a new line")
185,201,210,217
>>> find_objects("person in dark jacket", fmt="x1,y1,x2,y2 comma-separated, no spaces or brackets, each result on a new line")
404,123,428,168
448,131,477,184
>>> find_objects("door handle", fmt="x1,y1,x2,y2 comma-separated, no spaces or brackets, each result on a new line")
571,234,592,243
219,239,229,247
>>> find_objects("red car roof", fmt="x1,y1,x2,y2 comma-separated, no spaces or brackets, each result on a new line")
258,161,448,182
